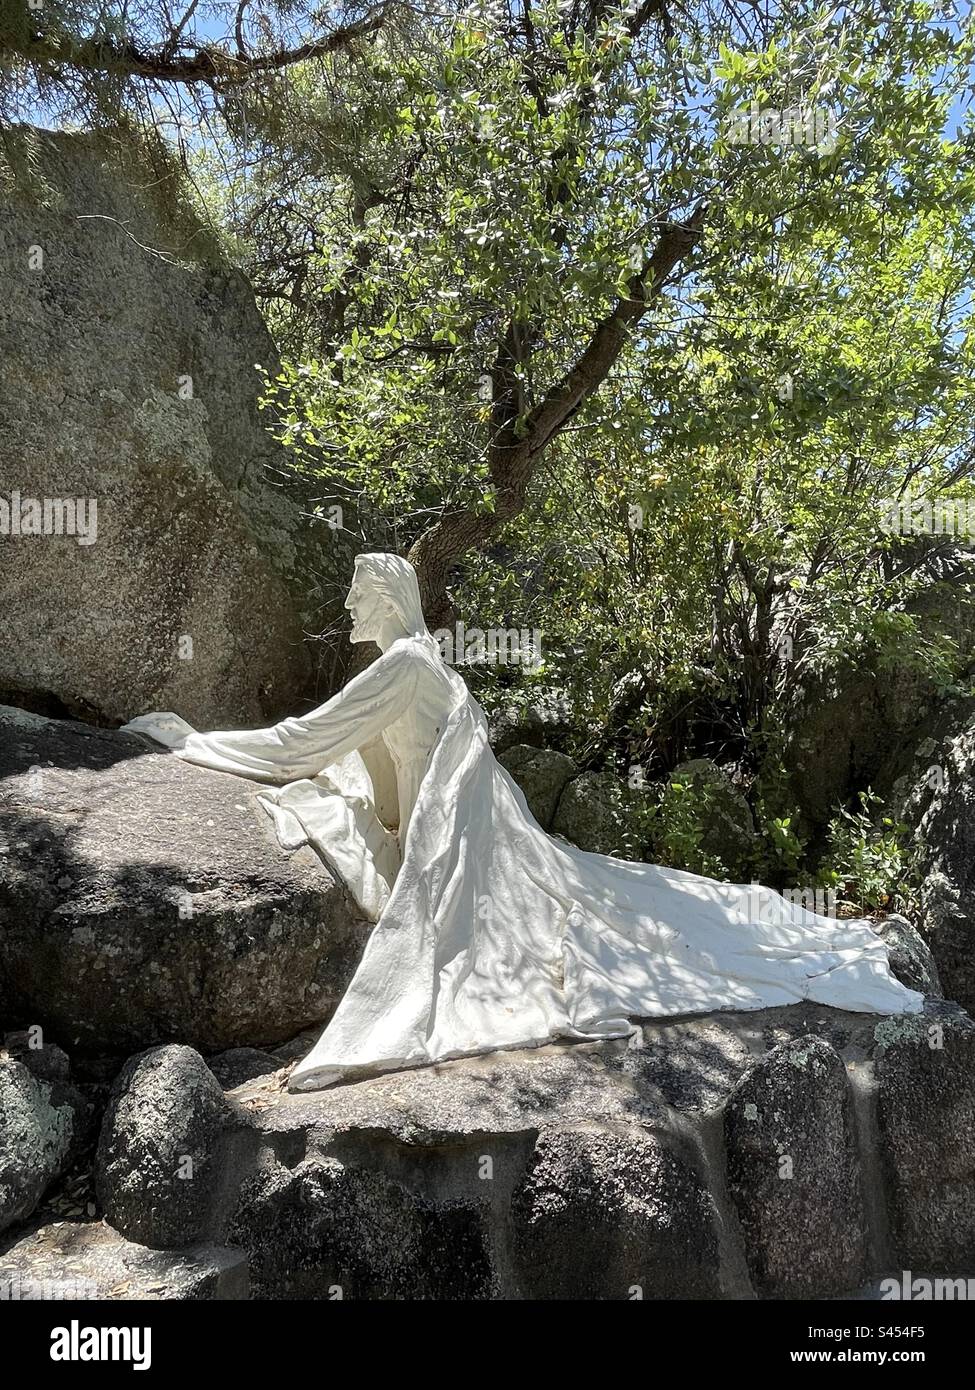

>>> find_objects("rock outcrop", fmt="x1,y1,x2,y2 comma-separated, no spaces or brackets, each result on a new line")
1,703,972,1299
511,1127,720,1300
0,125,356,727
21,996,966,1301
875,1006,975,1268
724,1036,865,1296
781,562,975,835
489,692,574,755
0,706,370,1051
497,744,577,830
0,1048,90,1235
873,914,941,996
916,719,975,1013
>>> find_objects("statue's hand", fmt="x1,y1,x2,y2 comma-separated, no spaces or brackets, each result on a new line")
120,711,197,750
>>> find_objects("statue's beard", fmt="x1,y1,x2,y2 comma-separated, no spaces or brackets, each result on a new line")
349,617,379,644
348,596,395,646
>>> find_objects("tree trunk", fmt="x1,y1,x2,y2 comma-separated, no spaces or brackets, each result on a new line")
408,202,706,623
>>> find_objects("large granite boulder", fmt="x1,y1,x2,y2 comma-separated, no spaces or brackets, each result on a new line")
222,1040,725,1300
0,124,356,727
117,997,969,1300
225,1151,496,1300
0,706,370,1051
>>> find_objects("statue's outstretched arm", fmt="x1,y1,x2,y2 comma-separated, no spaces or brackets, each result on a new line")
171,642,419,784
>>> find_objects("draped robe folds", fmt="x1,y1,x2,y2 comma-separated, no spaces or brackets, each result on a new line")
124,635,924,1092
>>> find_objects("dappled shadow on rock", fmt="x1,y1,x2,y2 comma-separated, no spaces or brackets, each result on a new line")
0,706,370,1053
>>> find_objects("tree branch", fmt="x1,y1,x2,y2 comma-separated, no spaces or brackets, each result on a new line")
15,6,387,88
409,201,706,621
524,201,707,457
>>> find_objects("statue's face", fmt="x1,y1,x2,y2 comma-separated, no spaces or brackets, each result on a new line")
345,569,389,644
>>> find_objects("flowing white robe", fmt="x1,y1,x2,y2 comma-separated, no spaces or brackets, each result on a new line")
124,635,924,1090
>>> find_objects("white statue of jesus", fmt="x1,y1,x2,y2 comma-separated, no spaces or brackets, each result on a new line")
124,552,923,1091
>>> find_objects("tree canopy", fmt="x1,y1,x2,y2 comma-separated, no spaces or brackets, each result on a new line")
6,0,975,895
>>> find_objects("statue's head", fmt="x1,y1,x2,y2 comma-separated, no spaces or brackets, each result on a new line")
346,553,427,646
